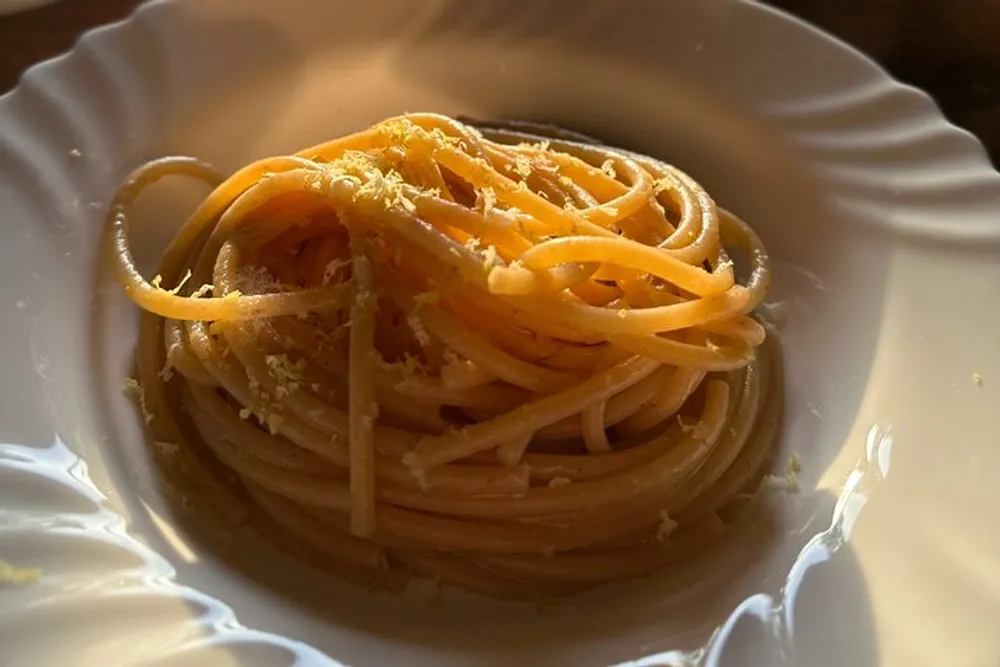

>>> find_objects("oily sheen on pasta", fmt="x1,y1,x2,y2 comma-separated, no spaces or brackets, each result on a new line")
110,113,781,600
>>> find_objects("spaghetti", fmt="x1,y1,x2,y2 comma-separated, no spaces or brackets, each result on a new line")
109,113,781,599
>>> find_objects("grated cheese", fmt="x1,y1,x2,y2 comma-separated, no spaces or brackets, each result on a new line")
780,454,803,491
677,415,697,433
158,358,175,383
265,413,285,435
369,169,416,213
159,270,193,295
380,118,416,145
514,155,533,179
407,313,432,347
655,510,678,542
482,245,499,273
265,353,305,399
190,283,213,298
0,560,41,585
478,185,497,216
122,377,153,425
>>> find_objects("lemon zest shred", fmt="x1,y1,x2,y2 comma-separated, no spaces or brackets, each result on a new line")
0,560,42,585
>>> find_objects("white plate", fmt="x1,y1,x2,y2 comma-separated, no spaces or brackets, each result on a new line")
1,1,999,665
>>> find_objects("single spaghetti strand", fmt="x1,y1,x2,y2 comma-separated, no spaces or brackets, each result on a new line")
581,401,613,454
348,233,378,537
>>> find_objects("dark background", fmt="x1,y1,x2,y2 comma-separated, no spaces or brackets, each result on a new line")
2,0,998,163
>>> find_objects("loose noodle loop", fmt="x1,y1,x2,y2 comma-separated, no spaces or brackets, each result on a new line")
111,113,781,599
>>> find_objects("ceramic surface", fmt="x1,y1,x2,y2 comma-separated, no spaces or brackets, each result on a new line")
1,1,999,665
